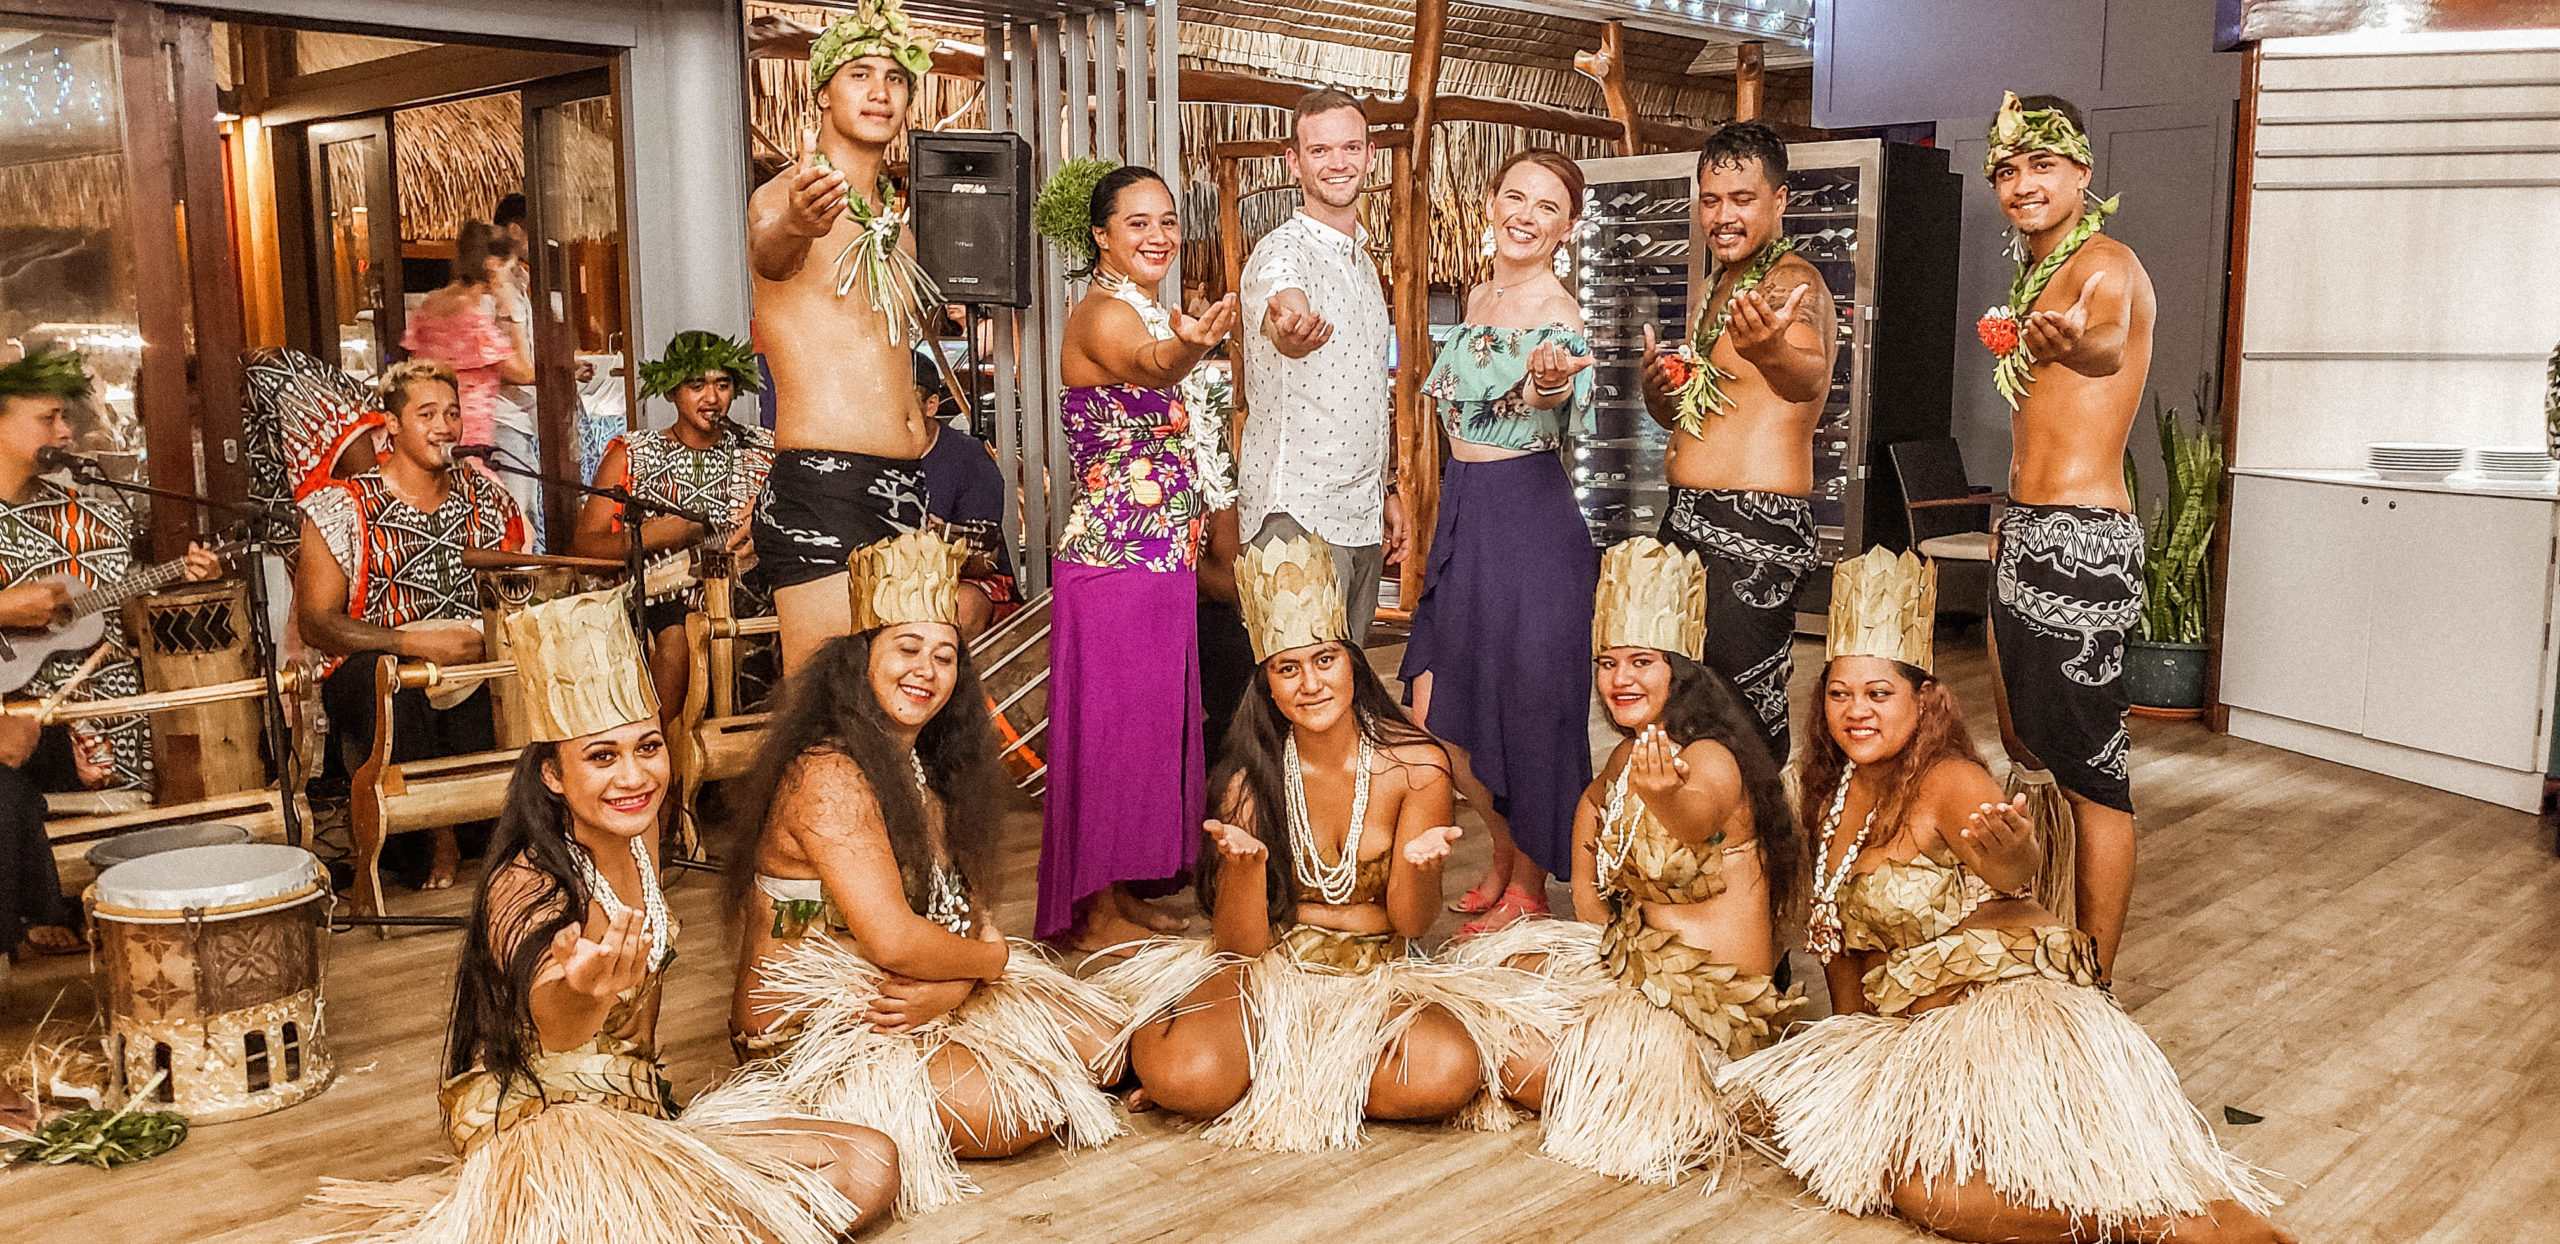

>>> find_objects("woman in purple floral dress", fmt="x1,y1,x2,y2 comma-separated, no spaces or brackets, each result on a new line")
1036,163,1241,949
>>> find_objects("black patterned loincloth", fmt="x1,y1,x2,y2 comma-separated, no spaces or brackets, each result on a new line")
1660,487,1816,766
1991,503,2143,813
750,448,929,589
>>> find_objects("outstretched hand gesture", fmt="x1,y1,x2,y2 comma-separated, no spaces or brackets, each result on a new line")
1205,818,1268,862
1525,340,1595,395
1958,794,2042,889
1727,282,1812,361
2021,271,2108,364
781,127,848,240
1265,297,1334,357
1402,825,1463,868
551,908,652,1002
1627,724,1691,805
1176,295,1241,350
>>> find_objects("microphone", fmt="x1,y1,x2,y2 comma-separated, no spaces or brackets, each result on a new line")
446,444,502,464
33,446,95,474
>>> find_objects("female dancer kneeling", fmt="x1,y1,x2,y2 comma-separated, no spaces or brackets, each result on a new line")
312,589,896,1244
1455,537,1801,1184
1722,549,2290,1244
683,531,1125,1218
1105,533,1561,1151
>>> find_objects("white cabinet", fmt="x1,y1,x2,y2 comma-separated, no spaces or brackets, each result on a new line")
2222,472,2558,807
2221,475,2374,733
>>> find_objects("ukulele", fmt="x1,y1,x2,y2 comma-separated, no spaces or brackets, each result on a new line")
0,539,250,692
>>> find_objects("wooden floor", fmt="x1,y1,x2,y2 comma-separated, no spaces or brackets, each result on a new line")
9,629,2560,1243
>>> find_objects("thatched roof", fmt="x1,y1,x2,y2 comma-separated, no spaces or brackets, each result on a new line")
389,91,619,244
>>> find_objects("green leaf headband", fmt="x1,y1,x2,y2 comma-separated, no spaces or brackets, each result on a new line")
1985,91,2092,179
638,331,760,399
1033,156,1122,282
0,347,92,400
810,0,935,93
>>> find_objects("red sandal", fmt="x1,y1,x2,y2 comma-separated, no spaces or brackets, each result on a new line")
1454,885,1550,939
1446,879,1506,914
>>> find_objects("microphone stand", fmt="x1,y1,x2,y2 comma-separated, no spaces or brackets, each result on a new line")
62,461,305,857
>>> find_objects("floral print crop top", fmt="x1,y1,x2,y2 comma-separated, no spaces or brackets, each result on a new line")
1422,323,1594,453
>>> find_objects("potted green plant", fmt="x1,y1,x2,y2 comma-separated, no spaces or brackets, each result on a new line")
2123,396,2222,717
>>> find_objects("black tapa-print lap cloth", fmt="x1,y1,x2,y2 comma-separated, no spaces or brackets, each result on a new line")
1660,487,1816,768
751,448,930,589
1992,503,2144,814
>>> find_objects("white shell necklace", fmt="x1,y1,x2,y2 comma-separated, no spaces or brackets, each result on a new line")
570,831,672,972
1805,759,1879,964
1284,729,1375,905
909,749,973,934
1593,765,1639,897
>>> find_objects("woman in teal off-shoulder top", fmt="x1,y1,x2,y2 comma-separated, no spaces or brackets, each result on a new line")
1399,149,1604,936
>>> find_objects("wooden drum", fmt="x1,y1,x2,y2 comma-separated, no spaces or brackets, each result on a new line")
91,843,331,1123
972,590,1051,792
122,579,263,804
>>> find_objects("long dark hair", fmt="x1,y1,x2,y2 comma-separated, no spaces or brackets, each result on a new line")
1202,644,1446,928
1640,653,1802,922
1795,658,1983,861
720,628,1007,918
445,742,587,1087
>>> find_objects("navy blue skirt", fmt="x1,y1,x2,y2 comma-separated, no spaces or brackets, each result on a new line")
1398,452,1598,878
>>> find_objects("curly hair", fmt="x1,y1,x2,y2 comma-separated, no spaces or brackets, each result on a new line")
1794,659,1984,860
1640,653,1802,922
720,627,1009,920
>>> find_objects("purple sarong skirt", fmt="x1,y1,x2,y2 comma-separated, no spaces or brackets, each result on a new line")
1036,559,1205,937
1398,452,1598,878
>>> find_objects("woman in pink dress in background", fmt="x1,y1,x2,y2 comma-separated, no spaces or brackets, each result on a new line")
402,220,535,520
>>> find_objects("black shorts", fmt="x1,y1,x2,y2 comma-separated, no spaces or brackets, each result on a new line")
750,448,930,589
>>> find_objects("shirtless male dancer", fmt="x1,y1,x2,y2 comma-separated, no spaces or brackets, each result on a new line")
1977,92,2156,979
1637,121,1837,767
748,1,942,671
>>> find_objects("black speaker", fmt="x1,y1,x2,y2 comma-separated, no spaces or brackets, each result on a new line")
911,132,1033,308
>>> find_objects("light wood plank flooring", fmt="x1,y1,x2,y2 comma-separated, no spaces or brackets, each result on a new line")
7,631,2557,1243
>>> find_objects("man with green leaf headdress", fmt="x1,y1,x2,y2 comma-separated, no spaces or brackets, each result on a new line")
1976,91,2158,984
568,331,774,728
747,0,945,671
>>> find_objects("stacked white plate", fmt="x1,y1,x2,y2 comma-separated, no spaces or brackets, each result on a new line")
2366,442,2464,481
2472,445,2558,482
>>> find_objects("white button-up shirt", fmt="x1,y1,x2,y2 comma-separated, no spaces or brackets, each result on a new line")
1237,210,1394,548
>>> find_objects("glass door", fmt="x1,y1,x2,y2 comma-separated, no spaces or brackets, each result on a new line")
520,70,628,542
304,116,399,381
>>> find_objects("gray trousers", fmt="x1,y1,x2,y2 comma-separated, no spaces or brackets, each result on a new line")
1249,511,1385,647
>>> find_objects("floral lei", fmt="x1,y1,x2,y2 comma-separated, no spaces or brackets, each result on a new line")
1977,194,2118,409
815,161,944,347
1663,237,1795,437
1099,273,1240,512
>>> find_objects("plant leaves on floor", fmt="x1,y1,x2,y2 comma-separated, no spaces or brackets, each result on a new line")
2222,1106,2265,1126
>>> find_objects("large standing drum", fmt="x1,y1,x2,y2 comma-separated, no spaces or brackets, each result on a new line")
972,590,1051,792
122,579,264,805
90,843,331,1123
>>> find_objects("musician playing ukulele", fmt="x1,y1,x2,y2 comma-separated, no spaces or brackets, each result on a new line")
568,332,773,729
0,348,219,959
296,358,529,891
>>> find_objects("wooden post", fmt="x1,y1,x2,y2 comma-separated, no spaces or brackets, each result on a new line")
1735,41,1765,122
173,13,249,513
2204,43,2262,735
1392,0,1447,613
1575,22,1640,158
1217,151,1248,422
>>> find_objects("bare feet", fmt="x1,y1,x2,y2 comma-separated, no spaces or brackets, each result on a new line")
20,924,82,956
1123,1085,1158,1113
1113,886,1189,934
422,826,461,891
1059,905,1155,958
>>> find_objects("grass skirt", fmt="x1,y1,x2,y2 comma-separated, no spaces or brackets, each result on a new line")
1096,932,1567,1153
301,1099,862,1244
683,935,1128,1217
1454,917,1797,1185
1719,976,2278,1232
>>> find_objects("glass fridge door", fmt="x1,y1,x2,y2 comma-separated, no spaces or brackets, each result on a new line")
1781,140,1882,574
1570,153,1703,546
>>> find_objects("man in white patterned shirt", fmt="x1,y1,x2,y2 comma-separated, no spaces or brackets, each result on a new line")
1237,87,1405,644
